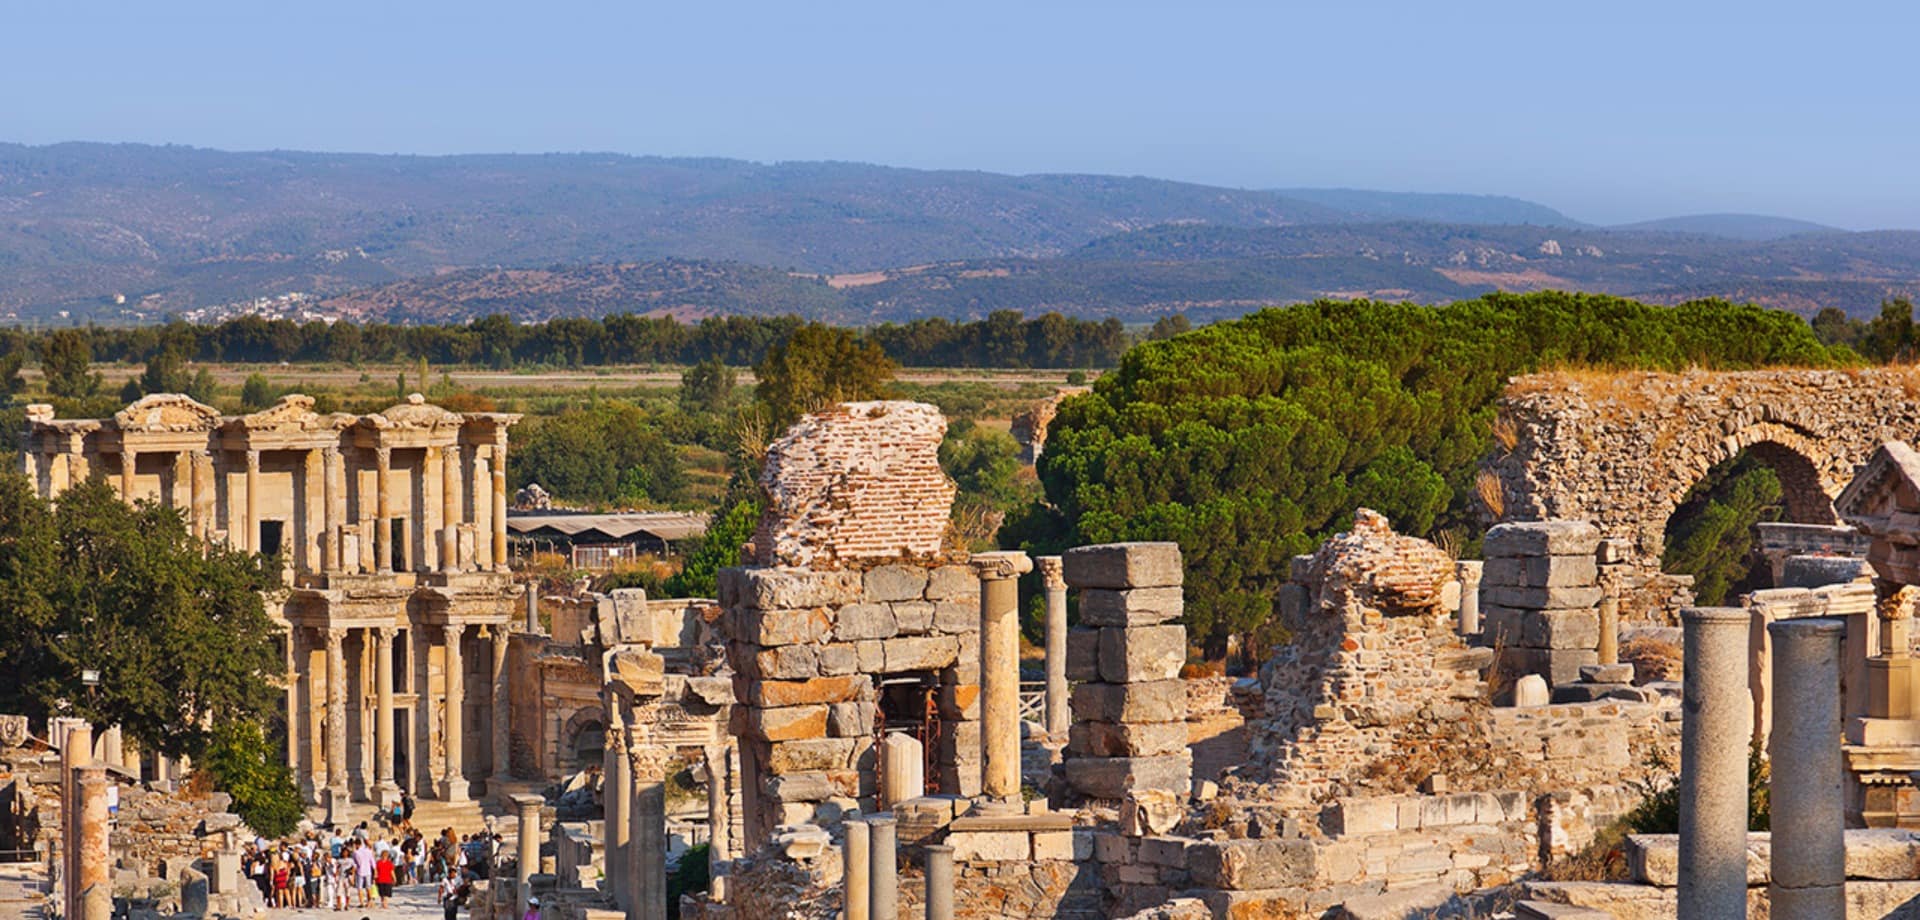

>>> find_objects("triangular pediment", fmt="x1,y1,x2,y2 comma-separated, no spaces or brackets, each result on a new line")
1836,441,1920,530
369,393,463,431
113,394,222,432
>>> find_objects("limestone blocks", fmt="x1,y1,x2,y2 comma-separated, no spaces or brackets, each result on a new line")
1063,542,1193,800
1484,521,1605,688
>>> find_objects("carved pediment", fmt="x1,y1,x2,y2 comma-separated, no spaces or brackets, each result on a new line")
1836,441,1920,535
114,394,222,432
234,394,354,434
370,393,464,431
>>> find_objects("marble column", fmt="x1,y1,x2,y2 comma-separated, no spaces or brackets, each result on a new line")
442,445,462,572
1456,560,1483,635
844,817,870,920
489,626,511,797
422,446,442,571
98,725,122,770
325,629,349,814
1598,597,1621,665
472,450,493,570
1767,617,1846,918
71,764,109,920
60,722,91,917
440,623,466,801
604,706,631,908
244,449,259,553
971,551,1032,808
880,732,924,808
704,744,731,901
491,440,509,572
512,793,543,917
1037,555,1069,741
868,814,898,920
118,449,135,501
375,447,393,573
284,631,298,773
525,583,541,634
324,447,345,572
169,451,190,514
631,746,667,920
189,450,211,540
304,449,324,575
924,844,955,920
1679,607,1753,920
374,627,398,804
414,629,436,795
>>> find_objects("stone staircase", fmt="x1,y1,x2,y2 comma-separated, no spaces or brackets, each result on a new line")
0,861,51,920
320,796,513,841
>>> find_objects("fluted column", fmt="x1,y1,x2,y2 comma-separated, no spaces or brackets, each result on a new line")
325,629,348,806
440,623,466,801
971,551,1032,809
604,705,631,909
243,449,260,553
188,450,210,540
303,449,324,575
374,627,398,803
472,450,493,570
324,447,344,572
1037,555,1068,742
441,445,462,571
489,626,511,797
374,446,393,573
491,439,509,571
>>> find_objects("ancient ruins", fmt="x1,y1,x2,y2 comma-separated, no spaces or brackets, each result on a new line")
28,369,1920,918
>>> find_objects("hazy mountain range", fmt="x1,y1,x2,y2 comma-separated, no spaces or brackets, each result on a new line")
0,142,1911,325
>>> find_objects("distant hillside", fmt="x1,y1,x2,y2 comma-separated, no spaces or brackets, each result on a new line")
1272,188,1582,227
1613,213,1842,240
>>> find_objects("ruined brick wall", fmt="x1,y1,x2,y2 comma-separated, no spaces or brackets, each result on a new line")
752,401,957,568
899,859,1103,920
1487,368,1920,568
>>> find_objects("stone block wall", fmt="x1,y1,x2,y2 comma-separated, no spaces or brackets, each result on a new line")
1062,542,1192,801
1483,520,1604,688
719,562,981,847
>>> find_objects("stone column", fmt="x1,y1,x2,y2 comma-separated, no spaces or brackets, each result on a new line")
98,725,122,770
971,551,1033,809
283,631,298,773
190,451,212,542
375,446,393,573
325,628,349,813
118,448,135,501
704,744,731,901
492,440,510,572
1456,560,1483,635
373,627,398,804
72,764,109,920
868,814,898,920
631,747,667,920
1679,607,1753,920
324,447,345,572
1767,617,1846,918
304,449,324,574
60,722,91,918
844,817,870,920
243,449,259,552
440,623,466,801
472,450,494,570
414,629,436,795
490,626,511,797
881,732,924,809
1038,555,1069,741
603,706,631,908
170,450,190,513
512,793,543,917
924,844,954,920
1598,597,1620,665
525,582,541,634
442,445,462,572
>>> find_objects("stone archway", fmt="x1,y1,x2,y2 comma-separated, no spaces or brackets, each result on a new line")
1485,368,1920,568
563,707,607,768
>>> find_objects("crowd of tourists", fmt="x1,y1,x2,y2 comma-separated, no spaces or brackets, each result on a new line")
238,814,510,915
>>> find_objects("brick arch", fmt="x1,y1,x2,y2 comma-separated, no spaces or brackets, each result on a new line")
1486,369,1920,568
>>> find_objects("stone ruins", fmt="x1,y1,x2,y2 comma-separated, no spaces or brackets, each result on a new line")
32,368,1920,919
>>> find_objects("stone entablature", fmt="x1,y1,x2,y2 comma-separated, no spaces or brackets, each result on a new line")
1487,369,1920,568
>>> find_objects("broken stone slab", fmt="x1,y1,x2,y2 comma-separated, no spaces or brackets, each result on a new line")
1513,901,1613,920
1629,829,1920,886
1549,683,1631,704
1070,679,1188,723
1484,585,1605,611
1579,663,1634,684
1188,837,1318,890
1334,883,1453,920
1063,542,1184,589
1120,789,1184,836
772,824,834,860
1482,521,1601,558
1098,625,1188,683
1064,751,1192,799
1079,587,1185,627
1483,554,1598,588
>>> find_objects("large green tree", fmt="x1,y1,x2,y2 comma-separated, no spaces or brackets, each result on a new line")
753,324,896,429
1026,293,1849,654
40,329,102,400
513,402,686,506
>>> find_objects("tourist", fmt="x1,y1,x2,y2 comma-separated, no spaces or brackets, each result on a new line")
373,845,397,909
271,851,291,908
352,837,377,908
524,894,541,920
287,849,305,909
401,788,416,824
333,843,355,911
439,869,471,920
319,847,337,912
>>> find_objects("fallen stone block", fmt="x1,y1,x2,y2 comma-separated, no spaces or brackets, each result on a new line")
1065,751,1192,799
1063,542,1184,589
1335,882,1453,920
1579,663,1634,684
1120,789,1185,836
1188,838,1317,890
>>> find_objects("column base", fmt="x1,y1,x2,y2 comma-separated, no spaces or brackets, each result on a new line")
438,776,469,803
374,781,403,808
966,796,1024,818
324,788,353,828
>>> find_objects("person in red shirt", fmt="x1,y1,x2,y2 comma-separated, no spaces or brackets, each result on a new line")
374,850,397,909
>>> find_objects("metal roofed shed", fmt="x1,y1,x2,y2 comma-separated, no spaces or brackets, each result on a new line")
507,511,709,569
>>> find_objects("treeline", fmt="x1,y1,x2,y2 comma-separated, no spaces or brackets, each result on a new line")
0,310,1132,369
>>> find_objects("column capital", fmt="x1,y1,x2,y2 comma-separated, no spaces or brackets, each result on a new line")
244,448,260,469
375,445,392,466
322,445,340,460
374,625,397,642
443,622,463,643
970,551,1033,580
324,627,346,646
1035,555,1064,589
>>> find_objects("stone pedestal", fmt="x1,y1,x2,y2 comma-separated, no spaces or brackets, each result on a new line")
1768,618,1846,918
972,551,1032,811
1598,597,1620,665
881,732,925,810
1456,560,1483,635
1867,655,1920,719
1679,607,1753,920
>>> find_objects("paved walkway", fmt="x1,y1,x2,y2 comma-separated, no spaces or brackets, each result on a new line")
262,881,449,919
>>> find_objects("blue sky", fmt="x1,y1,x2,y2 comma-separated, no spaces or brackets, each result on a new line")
4,0,1916,228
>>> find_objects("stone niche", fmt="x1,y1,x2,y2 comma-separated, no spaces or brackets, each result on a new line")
751,401,956,569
